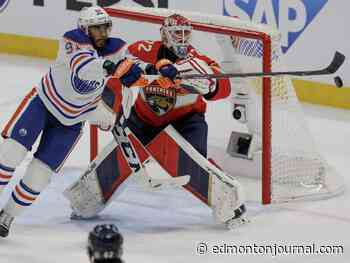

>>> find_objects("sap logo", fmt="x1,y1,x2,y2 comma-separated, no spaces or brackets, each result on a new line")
223,0,328,53
0,0,10,13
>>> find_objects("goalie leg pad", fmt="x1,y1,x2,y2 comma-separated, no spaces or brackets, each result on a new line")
64,139,134,218
173,113,210,201
64,121,245,221
63,125,189,219
163,125,247,228
91,118,245,222
64,169,112,219
211,168,246,224
137,113,211,204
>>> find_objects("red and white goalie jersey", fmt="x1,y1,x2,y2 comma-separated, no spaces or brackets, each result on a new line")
127,40,231,127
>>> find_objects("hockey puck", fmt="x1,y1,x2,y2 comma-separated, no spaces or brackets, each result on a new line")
334,76,343,88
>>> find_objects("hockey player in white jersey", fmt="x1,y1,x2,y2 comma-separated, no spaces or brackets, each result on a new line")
0,6,144,238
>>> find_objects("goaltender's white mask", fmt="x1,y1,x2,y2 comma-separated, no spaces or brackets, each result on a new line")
161,14,193,58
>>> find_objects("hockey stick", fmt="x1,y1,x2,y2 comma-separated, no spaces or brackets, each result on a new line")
112,115,190,189
111,118,141,174
141,51,345,82
178,51,345,80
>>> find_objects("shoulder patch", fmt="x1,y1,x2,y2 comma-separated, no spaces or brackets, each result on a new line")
64,29,91,45
99,38,126,57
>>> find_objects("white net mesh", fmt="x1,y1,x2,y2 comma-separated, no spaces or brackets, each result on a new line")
228,34,343,203
103,6,344,204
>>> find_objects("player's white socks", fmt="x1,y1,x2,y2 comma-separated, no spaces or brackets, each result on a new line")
0,164,15,193
0,139,27,194
3,158,52,217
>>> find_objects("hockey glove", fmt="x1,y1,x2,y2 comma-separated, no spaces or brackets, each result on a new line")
173,58,217,95
181,78,216,96
144,62,178,89
145,64,158,75
104,59,146,87
155,59,178,80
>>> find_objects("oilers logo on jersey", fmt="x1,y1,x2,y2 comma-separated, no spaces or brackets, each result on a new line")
71,75,105,95
35,29,127,126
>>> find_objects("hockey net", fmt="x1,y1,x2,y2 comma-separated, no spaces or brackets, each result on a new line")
90,6,344,204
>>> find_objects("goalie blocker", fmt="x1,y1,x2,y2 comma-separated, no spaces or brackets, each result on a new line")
64,122,247,229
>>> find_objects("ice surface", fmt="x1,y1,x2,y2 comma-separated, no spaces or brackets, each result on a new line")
0,54,348,263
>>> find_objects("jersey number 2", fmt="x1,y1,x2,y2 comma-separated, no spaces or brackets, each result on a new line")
138,41,154,53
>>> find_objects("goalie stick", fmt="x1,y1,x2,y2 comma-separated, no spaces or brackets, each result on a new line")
140,51,345,83
179,51,345,79
111,115,190,189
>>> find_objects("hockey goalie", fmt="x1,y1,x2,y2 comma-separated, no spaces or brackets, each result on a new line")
64,13,248,229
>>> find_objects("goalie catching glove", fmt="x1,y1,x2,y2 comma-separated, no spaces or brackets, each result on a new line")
175,58,217,96
145,57,218,95
148,58,217,95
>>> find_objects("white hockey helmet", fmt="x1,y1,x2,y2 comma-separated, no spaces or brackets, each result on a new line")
160,14,192,58
77,6,112,35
